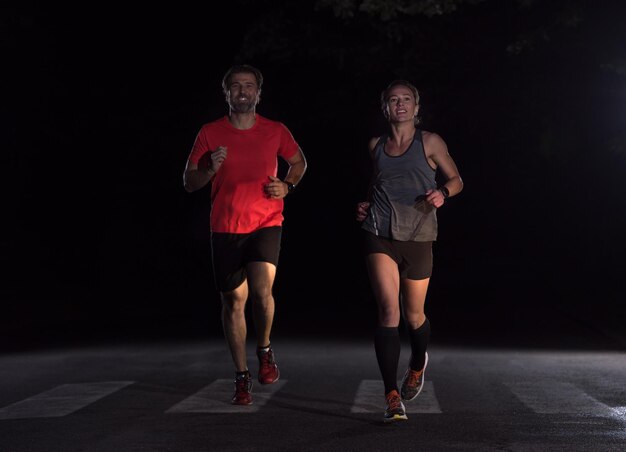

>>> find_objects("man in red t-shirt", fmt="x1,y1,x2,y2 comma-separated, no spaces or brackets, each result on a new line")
183,64,307,405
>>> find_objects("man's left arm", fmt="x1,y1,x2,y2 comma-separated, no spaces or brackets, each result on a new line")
283,147,307,187
266,147,307,199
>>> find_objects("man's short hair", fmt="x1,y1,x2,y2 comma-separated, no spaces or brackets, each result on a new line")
222,64,264,93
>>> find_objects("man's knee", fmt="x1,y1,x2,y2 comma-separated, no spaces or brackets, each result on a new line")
221,292,246,313
249,286,273,305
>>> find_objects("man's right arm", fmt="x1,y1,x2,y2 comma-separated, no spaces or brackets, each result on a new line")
183,146,228,192
183,159,214,193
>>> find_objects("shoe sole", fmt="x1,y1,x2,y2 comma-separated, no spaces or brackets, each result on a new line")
383,413,408,423
402,351,429,402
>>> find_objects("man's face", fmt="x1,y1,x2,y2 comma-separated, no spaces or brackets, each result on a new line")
226,72,260,113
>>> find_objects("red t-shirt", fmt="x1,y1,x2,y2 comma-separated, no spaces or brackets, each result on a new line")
187,115,300,233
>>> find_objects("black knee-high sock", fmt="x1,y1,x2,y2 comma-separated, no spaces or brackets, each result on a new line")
374,326,401,395
409,318,431,371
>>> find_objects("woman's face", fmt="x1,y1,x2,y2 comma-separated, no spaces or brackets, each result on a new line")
385,85,418,123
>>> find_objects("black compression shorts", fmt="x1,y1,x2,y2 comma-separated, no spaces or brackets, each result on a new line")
362,229,433,280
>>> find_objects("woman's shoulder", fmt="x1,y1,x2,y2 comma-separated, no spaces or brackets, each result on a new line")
420,130,448,154
368,135,388,152
368,136,381,150
420,130,446,144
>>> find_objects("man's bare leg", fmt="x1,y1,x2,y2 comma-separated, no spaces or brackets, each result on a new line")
221,280,249,372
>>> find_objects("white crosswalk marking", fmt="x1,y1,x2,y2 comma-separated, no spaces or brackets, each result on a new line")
350,380,442,413
507,381,616,416
166,379,287,413
3,378,618,419
0,381,134,420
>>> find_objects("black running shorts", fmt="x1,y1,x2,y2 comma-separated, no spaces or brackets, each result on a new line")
362,229,433,280
211,226,282,293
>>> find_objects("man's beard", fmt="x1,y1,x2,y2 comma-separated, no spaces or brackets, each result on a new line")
229,97,257,113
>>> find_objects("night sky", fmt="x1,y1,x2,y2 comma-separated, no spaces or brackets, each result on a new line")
3,1,626,350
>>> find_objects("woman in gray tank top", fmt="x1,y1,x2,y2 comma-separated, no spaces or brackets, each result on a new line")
356,80,464,423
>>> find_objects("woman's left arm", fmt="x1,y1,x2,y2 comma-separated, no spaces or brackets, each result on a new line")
424,132,463,197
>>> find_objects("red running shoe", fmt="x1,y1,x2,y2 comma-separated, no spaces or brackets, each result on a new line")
231,372,253,405
257,346,280,384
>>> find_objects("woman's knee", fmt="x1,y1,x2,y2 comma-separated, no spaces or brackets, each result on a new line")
405,312,426,329
378,304,400,325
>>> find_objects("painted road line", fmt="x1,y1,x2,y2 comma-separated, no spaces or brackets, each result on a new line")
507,380,616,416
166,379,287,413
0,381,134,420
351,379,441,413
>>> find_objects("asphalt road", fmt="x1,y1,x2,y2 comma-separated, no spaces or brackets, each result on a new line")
1,338,625,452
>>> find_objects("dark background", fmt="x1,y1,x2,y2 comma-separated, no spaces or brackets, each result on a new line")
3,1,625,351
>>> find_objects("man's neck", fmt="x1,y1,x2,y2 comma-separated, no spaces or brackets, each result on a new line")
228,111,257,130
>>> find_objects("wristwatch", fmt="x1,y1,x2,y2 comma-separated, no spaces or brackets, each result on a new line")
285,181,296,193
439,186,450,199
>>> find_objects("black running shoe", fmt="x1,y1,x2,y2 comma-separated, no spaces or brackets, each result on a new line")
401,351,428,401
384,389,408,423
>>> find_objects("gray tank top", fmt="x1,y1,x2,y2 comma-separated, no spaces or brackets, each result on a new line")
361,130,438,241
